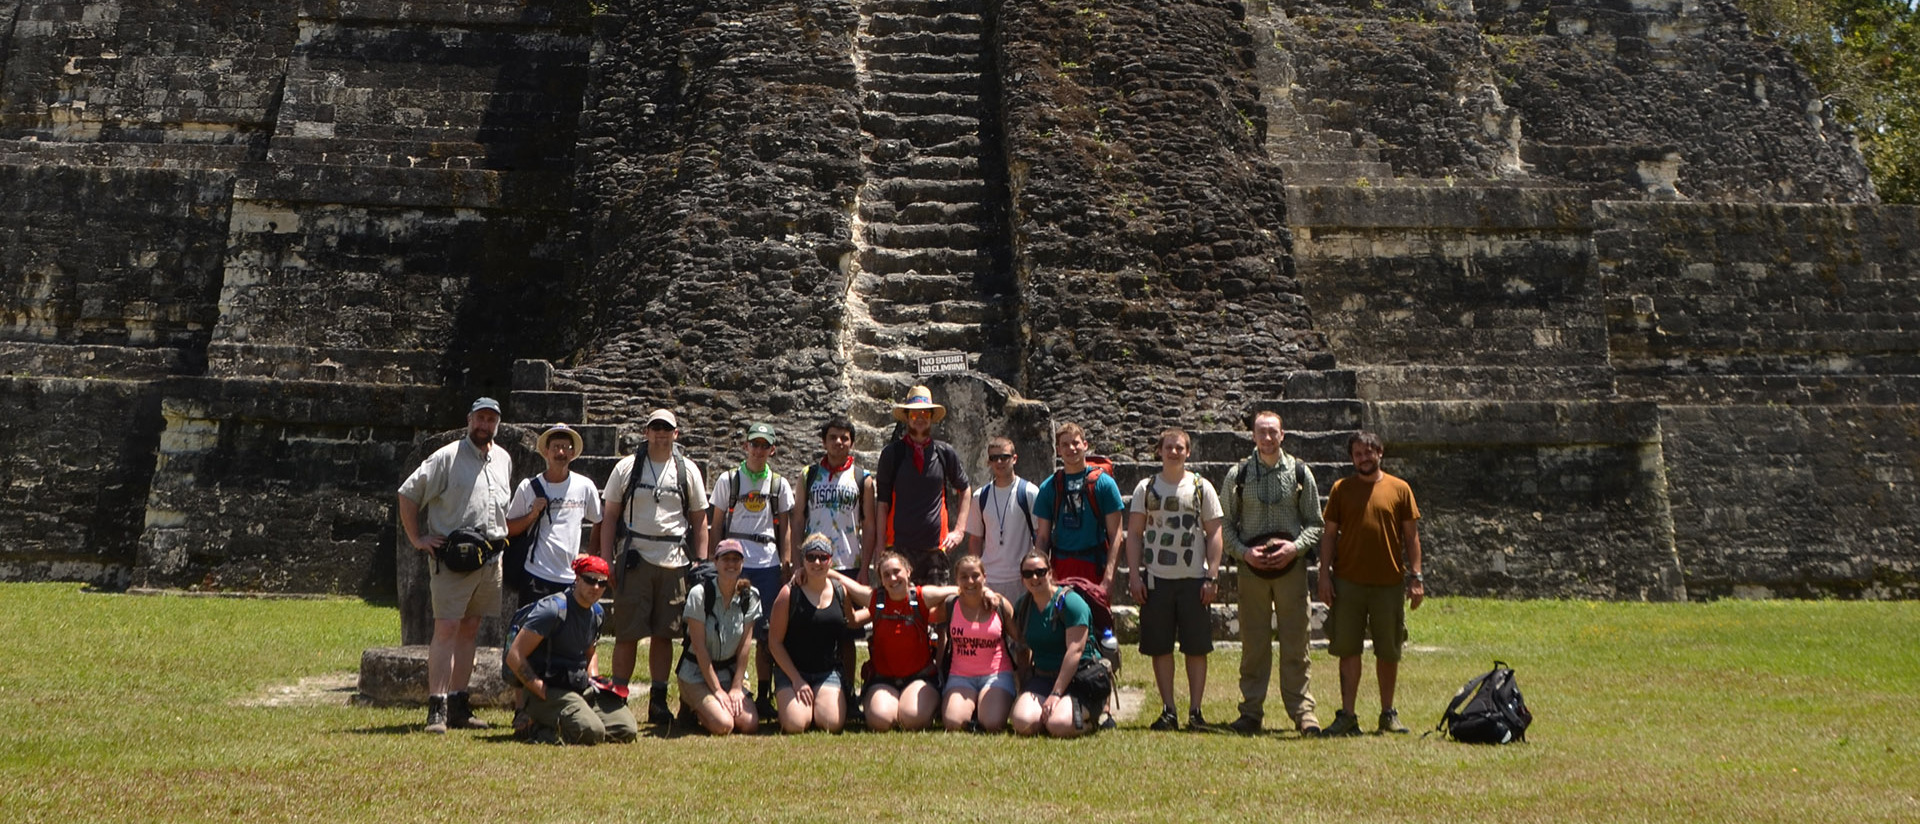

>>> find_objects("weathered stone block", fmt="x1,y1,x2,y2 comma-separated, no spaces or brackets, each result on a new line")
357,645,513,707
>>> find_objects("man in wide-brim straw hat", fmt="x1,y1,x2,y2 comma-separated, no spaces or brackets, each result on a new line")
875,385,970,585
891,385,948,423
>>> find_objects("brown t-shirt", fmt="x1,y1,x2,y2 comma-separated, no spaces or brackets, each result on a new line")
1323,472,1420,587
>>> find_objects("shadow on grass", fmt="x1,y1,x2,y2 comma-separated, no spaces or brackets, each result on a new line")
346,722,424,735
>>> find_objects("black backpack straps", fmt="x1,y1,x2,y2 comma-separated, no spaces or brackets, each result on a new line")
676,455,696,521
616,455,640,538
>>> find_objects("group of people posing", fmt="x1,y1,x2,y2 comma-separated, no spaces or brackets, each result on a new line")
397,385,1424,745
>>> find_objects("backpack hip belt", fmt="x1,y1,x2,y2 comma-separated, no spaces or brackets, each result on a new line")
726,531,776,544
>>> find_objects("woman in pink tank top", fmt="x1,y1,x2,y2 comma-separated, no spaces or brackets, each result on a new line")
941,555,1018,732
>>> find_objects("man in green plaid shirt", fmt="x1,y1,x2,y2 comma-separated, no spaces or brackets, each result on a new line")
1221,410,1325,736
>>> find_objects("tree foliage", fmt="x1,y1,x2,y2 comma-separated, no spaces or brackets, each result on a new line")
1739,0,1920,203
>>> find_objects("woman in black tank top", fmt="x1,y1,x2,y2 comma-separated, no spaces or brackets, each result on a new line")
769,534,870,734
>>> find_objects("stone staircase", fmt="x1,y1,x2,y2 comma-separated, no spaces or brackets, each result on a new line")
843,0,1012,441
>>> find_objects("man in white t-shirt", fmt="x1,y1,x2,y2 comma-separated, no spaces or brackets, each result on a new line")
506,425,603,603
598,408,710,725
707,421,796,719
1125,427,1225,732
965,435,1038,604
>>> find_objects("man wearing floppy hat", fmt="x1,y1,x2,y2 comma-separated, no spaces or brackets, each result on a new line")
398,397,515,734
506,424,603,604
875,385,971,585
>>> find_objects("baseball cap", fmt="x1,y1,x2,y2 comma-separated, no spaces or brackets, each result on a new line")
644,409,678,429
746,422,777,445
470,397,502,415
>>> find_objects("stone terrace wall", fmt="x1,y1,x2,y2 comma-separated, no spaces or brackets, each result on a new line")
1600,202,1920,403
997,0,1327,459
1271,0,1872,200
1368,400,1686,600
0,163,233,361
0,376,162,586
1657,404,1919,598
562,0,864,456
1598,202,1920,597
0,0,298,144
1289,185,1613,400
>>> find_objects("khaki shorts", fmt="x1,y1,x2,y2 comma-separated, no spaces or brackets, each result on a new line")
430,557,502,620
1327,577,1407,662
612,559,686,642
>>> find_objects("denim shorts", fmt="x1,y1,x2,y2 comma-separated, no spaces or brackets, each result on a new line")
943,670,1015,698
742,565,784,641
774,669,843,693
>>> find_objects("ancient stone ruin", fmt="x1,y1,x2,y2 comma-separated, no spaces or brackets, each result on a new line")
4,0,1916,631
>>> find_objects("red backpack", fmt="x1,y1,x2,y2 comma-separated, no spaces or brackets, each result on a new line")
1050,455,1117,547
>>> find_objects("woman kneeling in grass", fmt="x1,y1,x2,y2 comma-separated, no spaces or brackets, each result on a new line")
1009,551,1105,738
678,539,761,735
942,554,1018,732
857,552,959,732
769,534,867,733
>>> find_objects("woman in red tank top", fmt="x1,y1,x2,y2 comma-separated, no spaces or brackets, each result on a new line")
856,553,959,731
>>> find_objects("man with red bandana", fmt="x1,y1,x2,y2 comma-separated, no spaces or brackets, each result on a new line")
874,385,971,586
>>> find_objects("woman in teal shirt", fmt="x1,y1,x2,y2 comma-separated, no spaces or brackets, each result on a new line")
1009,551,1104,738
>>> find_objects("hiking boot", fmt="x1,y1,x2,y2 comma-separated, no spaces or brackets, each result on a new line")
1227,714,1261,735
447,691,489,730
1378,707,1410,734
1324,709,1363,737
1187,709,1211,732
424,695,449,734
755,693,777,721
1099,712,1117,731
1149,707,1179,731
647,685,673,726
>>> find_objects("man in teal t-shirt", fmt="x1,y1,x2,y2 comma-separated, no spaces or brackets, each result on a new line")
1034,422,1126,590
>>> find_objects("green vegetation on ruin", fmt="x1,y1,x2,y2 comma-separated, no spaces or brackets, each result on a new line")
0,584,1914,822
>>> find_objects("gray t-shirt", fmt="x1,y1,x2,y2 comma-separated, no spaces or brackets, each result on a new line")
520,592,603,678
676,579,763,683
398,437,514,541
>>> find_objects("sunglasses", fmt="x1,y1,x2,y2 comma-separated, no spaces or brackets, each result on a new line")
805,553,834,563
578,576,609,587
646,422,675,432
988,454,1014,462
1020,567,1049,579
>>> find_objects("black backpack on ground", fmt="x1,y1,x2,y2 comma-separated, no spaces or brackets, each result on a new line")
1430,660,1532,744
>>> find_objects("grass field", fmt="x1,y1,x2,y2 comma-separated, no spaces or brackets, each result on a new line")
1,583,1915,822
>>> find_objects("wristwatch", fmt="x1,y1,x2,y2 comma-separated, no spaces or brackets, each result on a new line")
1408,572,1424,582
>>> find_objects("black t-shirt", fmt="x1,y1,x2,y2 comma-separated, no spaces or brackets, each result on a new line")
874,438,969,552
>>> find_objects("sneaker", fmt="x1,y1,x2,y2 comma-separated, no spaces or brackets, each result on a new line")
1187,709,1211,732
447,691,490,730
1378,707,1410,734
647,685,673,726
1324,709,1362,737
1149,707,1179,731
424,695,449,734
1227,714,1261,735
755,694,778,721
1298,714,1323,738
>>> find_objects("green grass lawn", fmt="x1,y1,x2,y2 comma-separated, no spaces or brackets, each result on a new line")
1,583,1915,822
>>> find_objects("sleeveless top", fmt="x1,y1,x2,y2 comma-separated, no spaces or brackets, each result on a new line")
868,586,934,679
947,596,1010,678
782,582,847,674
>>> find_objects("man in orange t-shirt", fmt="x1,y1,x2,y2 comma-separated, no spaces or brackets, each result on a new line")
1316,431,1424,736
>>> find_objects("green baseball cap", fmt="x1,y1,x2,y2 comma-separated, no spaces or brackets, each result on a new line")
746,422,778,445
